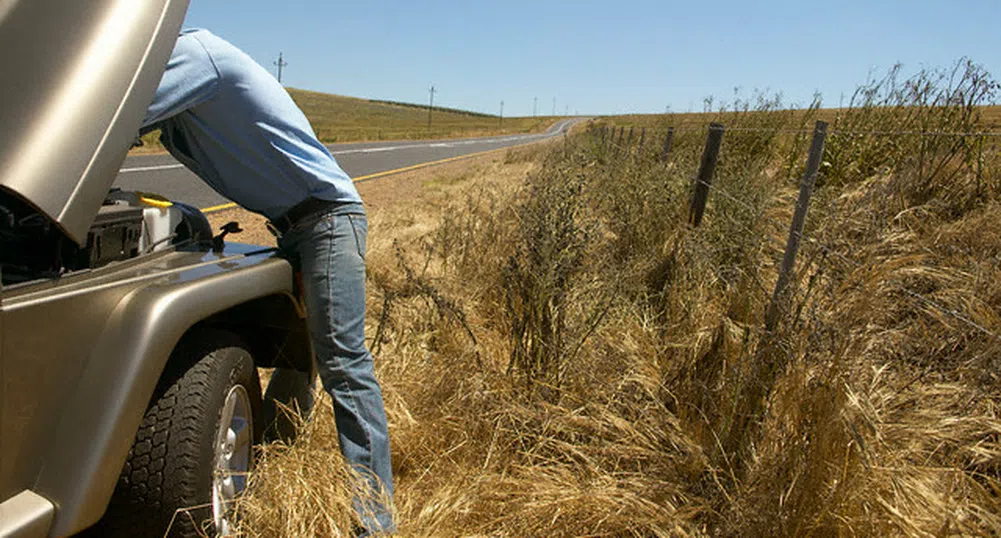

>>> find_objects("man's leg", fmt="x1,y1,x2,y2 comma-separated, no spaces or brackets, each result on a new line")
262,367,316,442
280,211,395,534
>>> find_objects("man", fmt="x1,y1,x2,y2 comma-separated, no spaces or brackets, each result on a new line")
142,29,394,535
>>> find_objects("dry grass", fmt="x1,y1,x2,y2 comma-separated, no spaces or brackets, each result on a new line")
226,60,1001,537
233,404,362,537
289,89,557,144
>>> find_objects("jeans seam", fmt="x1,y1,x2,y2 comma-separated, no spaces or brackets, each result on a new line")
326,216,375,472
292,212,388,529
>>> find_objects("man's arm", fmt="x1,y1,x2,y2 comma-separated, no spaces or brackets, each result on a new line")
142,31,221,128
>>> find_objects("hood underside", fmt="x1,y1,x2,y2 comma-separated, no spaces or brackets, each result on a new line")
0,0,188,245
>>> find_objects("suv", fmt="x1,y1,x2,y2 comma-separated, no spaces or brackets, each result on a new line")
0,1,314,536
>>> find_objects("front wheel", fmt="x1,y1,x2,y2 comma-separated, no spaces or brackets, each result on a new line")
92,329,263,537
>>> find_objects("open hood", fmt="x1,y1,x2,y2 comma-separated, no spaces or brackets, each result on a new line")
0,0,188,245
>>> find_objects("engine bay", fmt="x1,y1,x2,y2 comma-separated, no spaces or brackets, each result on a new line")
0,188,215,285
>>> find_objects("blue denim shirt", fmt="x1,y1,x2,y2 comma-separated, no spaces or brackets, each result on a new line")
142,29,362,220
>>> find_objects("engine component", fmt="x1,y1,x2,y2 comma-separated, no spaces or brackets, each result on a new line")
63,205,143,271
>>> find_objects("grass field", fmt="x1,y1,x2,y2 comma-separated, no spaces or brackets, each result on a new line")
288,89,559,142
133,87,558,153
603,105,1001,137
211,59,1001,537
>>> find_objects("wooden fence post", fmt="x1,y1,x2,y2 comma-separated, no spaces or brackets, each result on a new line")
977,134,984,199
765,120,829,332
688,123,725,227
639,127,646,150
660,127,676,161
661,127,675,162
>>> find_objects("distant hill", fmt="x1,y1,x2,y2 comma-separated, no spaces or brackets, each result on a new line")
286,88,552,143
366,98,493,118
132,88,559,152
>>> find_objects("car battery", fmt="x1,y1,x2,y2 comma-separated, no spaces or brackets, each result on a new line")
78,204,143,269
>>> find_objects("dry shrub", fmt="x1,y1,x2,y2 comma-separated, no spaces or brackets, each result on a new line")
240,61,1001,537
716,59,1001,534
362,145,711,536
503,152,613,392
823,60,998,198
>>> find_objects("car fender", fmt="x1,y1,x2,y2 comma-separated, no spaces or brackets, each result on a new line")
32,254,297,537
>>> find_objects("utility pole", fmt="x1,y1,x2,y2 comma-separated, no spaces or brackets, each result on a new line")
533,97,537,117
428,85,436,130
500,100,504,127
274,52,287,84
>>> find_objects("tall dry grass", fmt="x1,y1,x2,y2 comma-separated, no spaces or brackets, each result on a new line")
237,60,1001,537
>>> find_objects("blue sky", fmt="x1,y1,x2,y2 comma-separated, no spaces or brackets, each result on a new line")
184,0,1000,117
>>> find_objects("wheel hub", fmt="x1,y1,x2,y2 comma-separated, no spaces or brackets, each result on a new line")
212,384,252,536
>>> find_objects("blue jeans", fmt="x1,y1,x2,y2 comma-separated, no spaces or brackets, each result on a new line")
276,206,395,534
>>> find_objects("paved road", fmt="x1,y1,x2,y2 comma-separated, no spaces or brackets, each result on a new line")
114,119,578,210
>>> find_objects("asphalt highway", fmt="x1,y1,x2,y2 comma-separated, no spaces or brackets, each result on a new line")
114,119,578,210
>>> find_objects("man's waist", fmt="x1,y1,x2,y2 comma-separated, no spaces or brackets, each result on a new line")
268,198,363,236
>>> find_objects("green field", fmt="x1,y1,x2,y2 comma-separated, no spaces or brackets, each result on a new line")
134,88,559,152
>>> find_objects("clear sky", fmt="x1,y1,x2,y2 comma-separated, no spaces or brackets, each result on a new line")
184,0,1000,117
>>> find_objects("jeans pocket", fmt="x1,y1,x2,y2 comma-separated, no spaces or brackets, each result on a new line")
293,212,333,235
347,214,368,259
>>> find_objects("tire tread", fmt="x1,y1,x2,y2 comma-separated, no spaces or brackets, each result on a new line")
85,329,261,538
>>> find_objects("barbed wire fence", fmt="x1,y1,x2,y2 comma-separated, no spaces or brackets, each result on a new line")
589,119,1001,342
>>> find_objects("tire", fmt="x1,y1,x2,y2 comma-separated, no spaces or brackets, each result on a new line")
88,329,262,538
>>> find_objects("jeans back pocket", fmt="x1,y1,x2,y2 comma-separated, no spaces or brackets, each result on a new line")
347,214,368,259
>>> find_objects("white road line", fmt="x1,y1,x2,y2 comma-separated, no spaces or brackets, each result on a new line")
329,135,540,155
119,164,185,173
119,121,574,172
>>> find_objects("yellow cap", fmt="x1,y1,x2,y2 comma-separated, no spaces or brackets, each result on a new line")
137,192,173,208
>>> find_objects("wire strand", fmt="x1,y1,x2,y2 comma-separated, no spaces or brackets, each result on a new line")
601,125,1001,138
591,128,1001,342
691,172,1001,342
802,236,1001,341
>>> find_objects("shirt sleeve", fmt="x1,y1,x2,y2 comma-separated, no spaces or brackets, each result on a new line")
141,31,221,128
